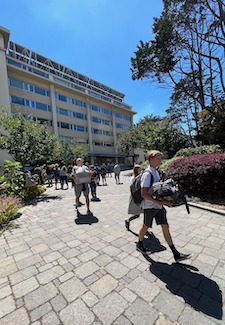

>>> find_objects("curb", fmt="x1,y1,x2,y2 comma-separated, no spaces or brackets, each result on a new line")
188,202,225,216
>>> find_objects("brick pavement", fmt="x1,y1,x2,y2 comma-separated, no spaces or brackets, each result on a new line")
0,171,225,324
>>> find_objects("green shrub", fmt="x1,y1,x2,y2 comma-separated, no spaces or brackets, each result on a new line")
166,153,225,200
158,157,183,175
0,194,22,226
22,185,46,202
0,160,24,196
175,145,222,157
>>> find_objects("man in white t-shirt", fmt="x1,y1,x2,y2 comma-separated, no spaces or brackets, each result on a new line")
136,150,191,262
71,158,92,215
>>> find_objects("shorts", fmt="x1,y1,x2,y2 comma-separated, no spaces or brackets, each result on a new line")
74,183,89,197
143,207,167,227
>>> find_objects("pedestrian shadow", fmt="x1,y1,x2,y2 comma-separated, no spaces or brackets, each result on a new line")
74,211,99,225
128,229,166,253
144,255,223,320
143,232,167,253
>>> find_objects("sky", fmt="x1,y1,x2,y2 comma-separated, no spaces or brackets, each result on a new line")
0,0,171,123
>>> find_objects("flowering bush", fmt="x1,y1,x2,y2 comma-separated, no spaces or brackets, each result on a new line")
166,153,225,200
0,194,22,226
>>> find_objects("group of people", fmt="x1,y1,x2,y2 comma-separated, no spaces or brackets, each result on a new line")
42,151,191,263
45,164,69,190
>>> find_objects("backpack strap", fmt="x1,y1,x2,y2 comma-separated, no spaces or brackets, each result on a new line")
143,169,154,189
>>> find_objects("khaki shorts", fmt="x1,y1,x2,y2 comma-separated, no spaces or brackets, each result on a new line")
74,183,89,197
143,207,167,227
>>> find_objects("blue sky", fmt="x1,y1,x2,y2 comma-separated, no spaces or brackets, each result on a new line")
0,0,171,123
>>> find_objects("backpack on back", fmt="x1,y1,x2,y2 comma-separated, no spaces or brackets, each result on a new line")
130,170,153,204
150,178,190,214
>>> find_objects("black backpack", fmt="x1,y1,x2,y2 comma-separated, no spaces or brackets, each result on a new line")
130,170,153,204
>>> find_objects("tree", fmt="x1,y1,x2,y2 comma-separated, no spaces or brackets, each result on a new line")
116,115,190,159
59,140,88,166
197,100,225,148
0,112,61,168
131,0,225,144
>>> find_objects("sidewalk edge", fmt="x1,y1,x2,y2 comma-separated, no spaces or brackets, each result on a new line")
188,202,225,216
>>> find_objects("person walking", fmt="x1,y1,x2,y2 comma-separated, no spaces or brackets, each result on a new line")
113,163,121,184
125,164,142,231
53,163,61,190
46,164,53,187
60,164,68,190
136,150,192,262
89,165,100,201
71,158,92,215
100,163,107,186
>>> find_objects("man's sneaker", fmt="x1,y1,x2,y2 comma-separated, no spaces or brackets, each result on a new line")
174,253,192,262
136,243,147,254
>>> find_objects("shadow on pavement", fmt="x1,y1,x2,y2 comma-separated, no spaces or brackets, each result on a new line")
74,211,99,225
128,229,166,253
143,232,167,253
26,194,63,206
144,255,223,320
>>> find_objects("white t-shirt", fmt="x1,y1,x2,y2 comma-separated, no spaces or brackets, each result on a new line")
72,165,89,175
140,167,162,210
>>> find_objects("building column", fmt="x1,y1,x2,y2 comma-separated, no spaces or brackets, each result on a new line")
0,27,11,113
111,109,118,163
86,98,93,153
49,82,58,137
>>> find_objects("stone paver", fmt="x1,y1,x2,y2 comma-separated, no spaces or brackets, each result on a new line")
0,171,224,324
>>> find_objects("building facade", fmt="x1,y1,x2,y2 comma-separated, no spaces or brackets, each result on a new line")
0,26,136,165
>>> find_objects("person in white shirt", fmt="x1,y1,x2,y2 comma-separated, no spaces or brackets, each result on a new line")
71,158,92,215
136,150,191,262
113,163,121,184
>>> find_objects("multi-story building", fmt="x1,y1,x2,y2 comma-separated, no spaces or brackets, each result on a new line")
0,26,136,165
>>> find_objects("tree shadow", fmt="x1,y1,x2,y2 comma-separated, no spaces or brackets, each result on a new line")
26,194,63,206
143,254,223,320
74,210,99,225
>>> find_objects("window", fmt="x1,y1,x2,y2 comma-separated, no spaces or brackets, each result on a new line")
61,122,70,129
116,123,129,130
103,130,113,136
34,86,46,96
57,108,70,116
115,113,131,121
57,94,67,102
9,78,50,97
76,125,85,132
56,93,86,107
92,128,102,135
9,78,23,89
36,102,51,112
75,112,86,119
91,116,101,123
90,104,111,115
11,96,25,106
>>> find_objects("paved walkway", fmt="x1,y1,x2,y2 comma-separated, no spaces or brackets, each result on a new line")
0,171,225,325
